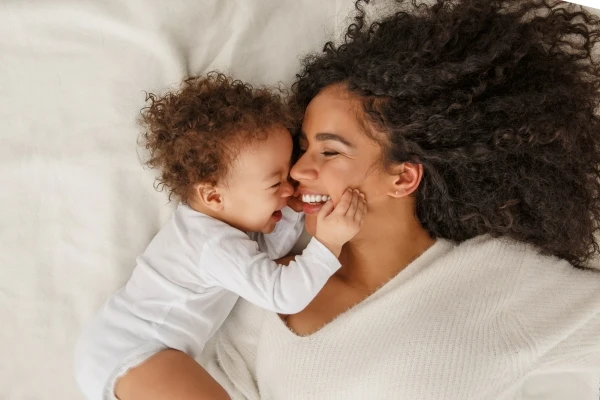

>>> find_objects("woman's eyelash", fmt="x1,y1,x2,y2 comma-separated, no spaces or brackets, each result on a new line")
297,148,338,157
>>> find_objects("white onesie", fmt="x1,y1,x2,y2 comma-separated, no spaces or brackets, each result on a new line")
74,204,340,400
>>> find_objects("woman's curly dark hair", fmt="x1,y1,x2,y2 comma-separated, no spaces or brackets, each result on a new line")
292,0,600,267
139,72,295,202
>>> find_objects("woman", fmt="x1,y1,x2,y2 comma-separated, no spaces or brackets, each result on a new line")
118,0,600,399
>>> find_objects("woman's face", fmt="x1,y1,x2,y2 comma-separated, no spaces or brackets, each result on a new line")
290,84,394,235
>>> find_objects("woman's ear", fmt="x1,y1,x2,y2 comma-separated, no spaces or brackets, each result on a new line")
192,183,224,211
388,162,423,198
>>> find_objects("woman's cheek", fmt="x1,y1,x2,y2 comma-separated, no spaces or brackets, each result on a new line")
331,189,351,207
304,215,317,236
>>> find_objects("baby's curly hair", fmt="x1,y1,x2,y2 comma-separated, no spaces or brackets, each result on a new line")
139,72,295,202
293,0,600,267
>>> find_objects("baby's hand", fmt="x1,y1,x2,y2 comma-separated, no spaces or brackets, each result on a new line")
315,188,366,257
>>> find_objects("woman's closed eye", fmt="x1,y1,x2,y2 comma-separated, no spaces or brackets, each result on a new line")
298,148,339,157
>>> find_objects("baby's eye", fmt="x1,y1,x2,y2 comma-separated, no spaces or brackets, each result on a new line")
271,182,282,188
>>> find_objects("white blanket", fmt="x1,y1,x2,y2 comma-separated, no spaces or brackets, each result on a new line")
1,1,598,399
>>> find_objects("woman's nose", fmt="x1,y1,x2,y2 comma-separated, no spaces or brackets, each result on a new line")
290,153,317,182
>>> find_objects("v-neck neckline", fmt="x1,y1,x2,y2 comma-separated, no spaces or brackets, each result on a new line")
268,239,454,339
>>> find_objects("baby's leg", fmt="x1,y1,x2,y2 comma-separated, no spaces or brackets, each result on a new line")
115,349,230,400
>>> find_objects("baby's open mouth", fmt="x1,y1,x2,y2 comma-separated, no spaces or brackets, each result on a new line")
301,194,330,204
271,210,283,220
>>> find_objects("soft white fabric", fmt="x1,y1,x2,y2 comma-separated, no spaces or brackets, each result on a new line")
74,204,340,400
199,235,600,400
3,0,600,398
0,1,355,399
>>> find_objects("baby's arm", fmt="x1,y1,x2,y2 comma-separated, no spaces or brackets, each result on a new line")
202,234,341,314
203,189,366,314
248,206,304,259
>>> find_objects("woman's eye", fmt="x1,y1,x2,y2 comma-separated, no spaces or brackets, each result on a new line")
322,151,339,157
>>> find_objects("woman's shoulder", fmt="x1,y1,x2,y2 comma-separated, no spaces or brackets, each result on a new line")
453,234,600,275
443,235,600,311
464,236,600,348
428,235,600,371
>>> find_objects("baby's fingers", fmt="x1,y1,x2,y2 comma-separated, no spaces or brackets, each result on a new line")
355,195,366,223
316,198,335,221
333,188,353,215
345,189,360,217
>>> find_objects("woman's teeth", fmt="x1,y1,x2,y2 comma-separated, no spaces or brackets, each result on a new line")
301,194,330,203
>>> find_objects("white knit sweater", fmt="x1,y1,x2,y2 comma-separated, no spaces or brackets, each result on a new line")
198,235,600,400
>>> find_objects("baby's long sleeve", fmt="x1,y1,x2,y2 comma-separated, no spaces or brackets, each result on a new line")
248,207,305,259
201,234,340,314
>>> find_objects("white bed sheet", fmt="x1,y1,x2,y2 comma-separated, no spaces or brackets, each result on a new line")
0,1,353,398
1,1,598,399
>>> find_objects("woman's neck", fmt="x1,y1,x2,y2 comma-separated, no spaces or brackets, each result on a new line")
336,210,435,293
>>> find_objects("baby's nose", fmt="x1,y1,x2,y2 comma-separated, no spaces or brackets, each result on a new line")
280,180,294,197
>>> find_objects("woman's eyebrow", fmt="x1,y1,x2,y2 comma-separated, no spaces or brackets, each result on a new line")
299,131,354,148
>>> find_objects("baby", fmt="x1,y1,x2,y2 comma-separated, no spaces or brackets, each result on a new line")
74,73,366,400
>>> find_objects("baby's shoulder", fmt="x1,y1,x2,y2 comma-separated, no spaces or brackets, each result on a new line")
175,205,248,243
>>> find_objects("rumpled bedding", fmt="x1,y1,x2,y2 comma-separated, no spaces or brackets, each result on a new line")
1,0,598,399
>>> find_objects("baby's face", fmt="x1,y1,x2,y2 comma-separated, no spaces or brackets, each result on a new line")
219,127,295,234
